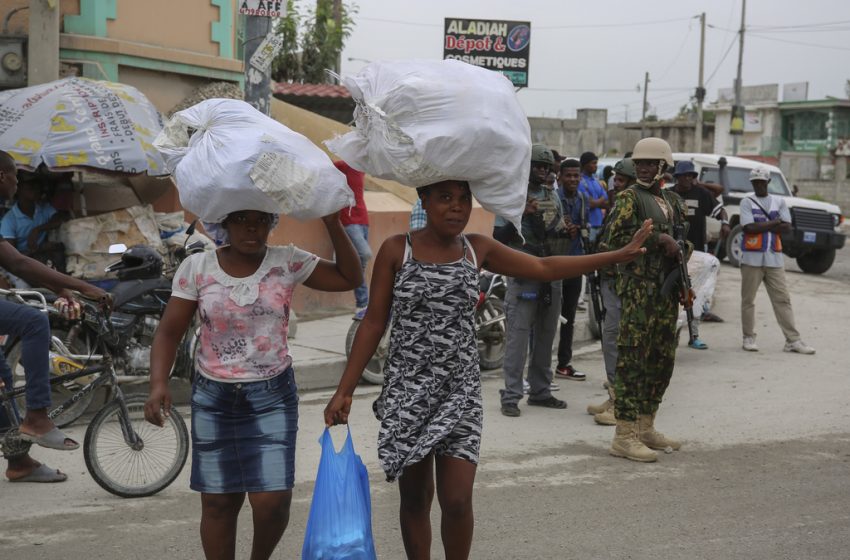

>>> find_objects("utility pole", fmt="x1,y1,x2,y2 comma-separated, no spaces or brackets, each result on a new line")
332,0,343,76
641,71,650,137
28,0,60,86
694,12,706,153
732,0,747,155
244,15,273,115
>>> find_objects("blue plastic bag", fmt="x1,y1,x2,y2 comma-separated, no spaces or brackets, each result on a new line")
302,427,377,560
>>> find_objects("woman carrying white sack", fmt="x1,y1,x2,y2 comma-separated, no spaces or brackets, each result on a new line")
144,99,363,560
323,59,654,560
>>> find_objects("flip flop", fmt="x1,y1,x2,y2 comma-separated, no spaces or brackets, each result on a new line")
8,463,67,483
19,427,80,451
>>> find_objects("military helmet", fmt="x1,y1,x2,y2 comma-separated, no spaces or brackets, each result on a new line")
631,137,674,166
531,143,555,165
614,158,636,179
749,166,771,182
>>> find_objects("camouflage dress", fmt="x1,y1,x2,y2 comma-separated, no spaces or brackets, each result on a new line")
372,234,482,482
602,183,689,421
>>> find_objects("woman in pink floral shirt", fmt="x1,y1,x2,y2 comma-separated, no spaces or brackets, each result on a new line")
144,210,361,560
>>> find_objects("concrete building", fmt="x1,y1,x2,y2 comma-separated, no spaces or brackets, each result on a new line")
529,108,714,159
0,0,243,112
0,1,494,315
710,83,850,210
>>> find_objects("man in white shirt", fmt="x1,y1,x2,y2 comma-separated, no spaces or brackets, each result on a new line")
739,167,814,354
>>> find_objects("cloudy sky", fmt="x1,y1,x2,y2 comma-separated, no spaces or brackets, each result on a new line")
339,0,850,122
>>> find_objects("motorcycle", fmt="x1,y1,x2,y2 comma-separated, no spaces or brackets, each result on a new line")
5,226,206,427
344,271,507,385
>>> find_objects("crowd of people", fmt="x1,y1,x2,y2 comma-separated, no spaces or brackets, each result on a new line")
1,132,819,560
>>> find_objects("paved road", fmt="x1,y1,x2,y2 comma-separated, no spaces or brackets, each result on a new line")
785,236,850,285
2,263,849,560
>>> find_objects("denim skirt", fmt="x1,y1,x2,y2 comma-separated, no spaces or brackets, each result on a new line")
190,368,298,493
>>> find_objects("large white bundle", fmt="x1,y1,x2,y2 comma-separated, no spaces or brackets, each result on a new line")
325,60,530,230
154,99,353,224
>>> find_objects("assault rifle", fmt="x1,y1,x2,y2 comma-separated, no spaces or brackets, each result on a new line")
580,232,605,336
661,224,697,344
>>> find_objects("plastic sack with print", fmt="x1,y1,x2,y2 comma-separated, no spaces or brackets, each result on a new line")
302,428,377,560
153,98,353,224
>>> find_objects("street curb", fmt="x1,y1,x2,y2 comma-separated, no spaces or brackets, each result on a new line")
103,313,599,408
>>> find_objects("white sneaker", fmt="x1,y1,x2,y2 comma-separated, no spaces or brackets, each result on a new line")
522,380,560,393
784,340,815,354
742,336,759,352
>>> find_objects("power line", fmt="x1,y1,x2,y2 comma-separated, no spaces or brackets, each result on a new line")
358,17,440,27
748,33,850,52
749,19,850,30
358,15,698,30
704,33,738,86
656,22,695,83
535,16,696,30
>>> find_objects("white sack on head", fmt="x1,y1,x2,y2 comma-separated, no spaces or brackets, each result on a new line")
325,59,531,231
154,98,353,224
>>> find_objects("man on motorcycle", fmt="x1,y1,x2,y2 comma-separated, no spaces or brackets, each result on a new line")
0,150,108,482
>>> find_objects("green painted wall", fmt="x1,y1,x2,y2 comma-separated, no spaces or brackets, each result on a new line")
64,0,117,37
211,0,235,59
60,49,244,86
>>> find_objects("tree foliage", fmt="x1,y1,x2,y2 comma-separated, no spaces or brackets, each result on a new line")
271,0,357,84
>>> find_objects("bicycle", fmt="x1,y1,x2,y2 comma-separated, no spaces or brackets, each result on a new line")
0,289,189,498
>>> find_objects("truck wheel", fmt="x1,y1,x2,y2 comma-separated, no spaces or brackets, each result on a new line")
725,225,744,268
796,248,836,275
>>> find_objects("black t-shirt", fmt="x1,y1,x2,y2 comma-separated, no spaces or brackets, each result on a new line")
667,185,718,251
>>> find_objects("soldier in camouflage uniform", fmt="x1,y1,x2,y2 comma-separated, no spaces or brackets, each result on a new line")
587,158,637,426
602,138,690,462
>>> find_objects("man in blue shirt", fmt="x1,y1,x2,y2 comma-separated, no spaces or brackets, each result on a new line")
0,177,64,270
578,151,608,243
554,159,588,381
0,178,59,253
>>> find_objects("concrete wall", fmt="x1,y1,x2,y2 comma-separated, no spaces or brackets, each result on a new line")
782,154,850,211
713,105,781,156
794,180,850,212
780,152,850,182
0,0,80,34
119,66,212,114
529,115,715,159
107,0,223,56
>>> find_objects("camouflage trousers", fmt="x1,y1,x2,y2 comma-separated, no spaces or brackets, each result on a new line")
613,279,679,421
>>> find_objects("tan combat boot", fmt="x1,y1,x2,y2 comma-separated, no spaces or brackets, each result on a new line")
637,413,682,450
594,404,616,426
609,420,657,462
587,381,614,415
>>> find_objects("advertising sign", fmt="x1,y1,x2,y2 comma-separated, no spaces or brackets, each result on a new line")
443,18,530,87
730,105,745,136
239,0,284,17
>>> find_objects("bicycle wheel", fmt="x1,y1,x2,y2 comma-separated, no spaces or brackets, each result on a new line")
84,394,188,498
6,332,96,428
345,319,388,385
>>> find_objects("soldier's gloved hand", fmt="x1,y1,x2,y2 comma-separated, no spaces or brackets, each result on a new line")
658,233,680,257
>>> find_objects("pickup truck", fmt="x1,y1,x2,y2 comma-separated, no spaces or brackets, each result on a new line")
673,153,845,274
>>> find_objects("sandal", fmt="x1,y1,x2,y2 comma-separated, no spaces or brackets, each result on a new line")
19,427,80,451
8,463,67,483
527,396,567,409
